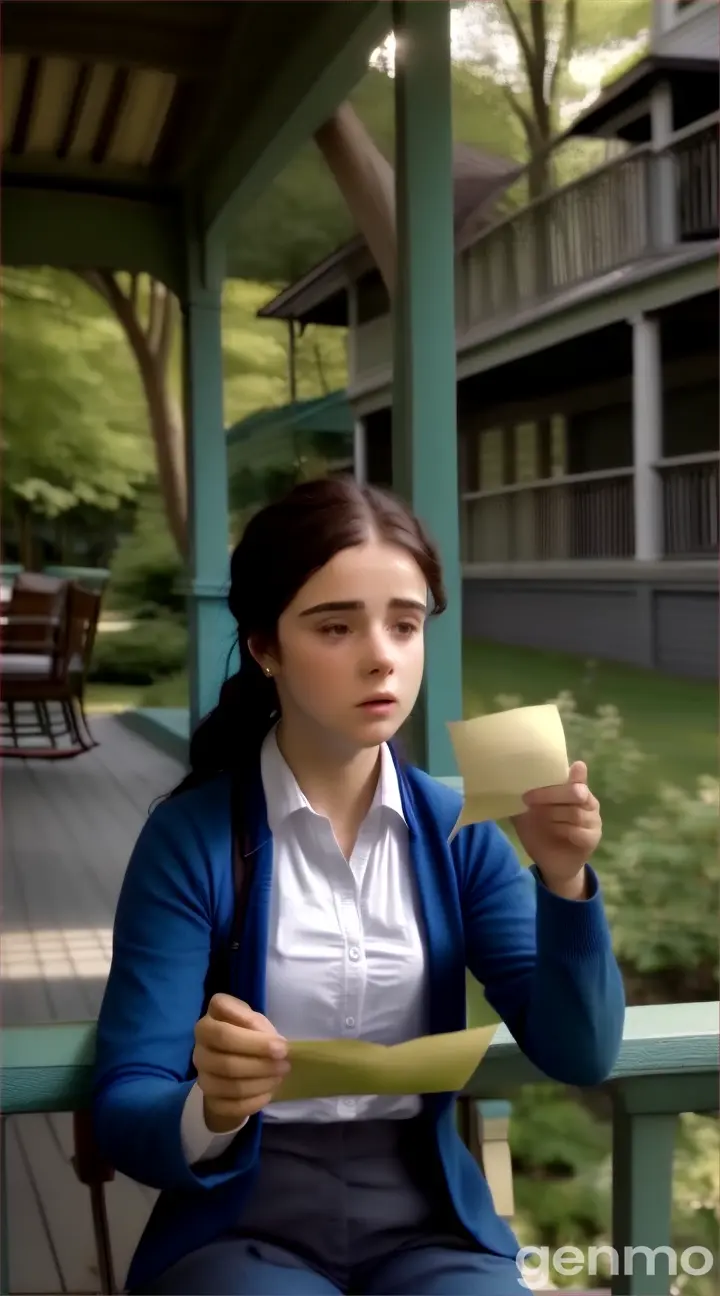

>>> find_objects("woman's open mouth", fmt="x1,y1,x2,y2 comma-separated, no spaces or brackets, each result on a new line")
358,696,398,714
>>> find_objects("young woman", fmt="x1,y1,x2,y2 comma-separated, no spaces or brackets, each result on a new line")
93,477,625,1296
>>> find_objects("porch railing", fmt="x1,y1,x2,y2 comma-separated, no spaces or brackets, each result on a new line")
674,117,720,239
460,115,719,332
658,451,720,558
2,1003,718,1296
346,118,718,390
460,469,635,563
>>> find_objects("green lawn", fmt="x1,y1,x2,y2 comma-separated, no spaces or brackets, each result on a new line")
463,639,716,794
85,682,145,713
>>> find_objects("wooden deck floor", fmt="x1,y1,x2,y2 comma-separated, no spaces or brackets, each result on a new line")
2,716,184,1294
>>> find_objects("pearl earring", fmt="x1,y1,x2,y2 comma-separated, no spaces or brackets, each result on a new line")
265,667,272,677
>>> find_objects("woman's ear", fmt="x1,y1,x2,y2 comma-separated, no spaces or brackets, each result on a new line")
247,636,278,678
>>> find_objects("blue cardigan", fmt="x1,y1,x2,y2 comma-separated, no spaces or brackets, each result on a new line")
93,753,625,1292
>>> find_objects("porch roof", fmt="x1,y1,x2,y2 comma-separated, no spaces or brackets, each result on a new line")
566,53,719,143
1,0,389,285
226,391,353,449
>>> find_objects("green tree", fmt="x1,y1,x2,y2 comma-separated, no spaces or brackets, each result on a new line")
2,267,345,564
456,0,650,196
1,267,152,563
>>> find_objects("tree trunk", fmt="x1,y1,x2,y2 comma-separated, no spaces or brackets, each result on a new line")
133,346,188,560
314,102,396,294
79,273,188,559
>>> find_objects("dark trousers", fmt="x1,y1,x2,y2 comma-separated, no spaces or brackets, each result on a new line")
143,1118,525,1295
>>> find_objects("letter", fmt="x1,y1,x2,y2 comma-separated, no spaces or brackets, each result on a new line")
588,1245,619,1276
515,1246,550,1289
680,1247,714,1277
554,1246,584,1277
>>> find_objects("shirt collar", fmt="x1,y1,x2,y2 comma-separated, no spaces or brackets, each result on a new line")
260,725,406,834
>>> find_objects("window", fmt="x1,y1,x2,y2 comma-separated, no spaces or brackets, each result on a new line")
515,422,538,483
478,428,505,490
550,415,567,477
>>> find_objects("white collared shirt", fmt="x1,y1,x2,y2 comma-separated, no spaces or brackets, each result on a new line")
181,727,428,1164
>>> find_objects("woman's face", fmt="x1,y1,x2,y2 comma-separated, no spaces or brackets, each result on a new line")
259,538,428,754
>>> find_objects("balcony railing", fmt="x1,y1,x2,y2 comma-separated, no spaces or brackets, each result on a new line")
461,469,635,563
659,451,720,558
2,1004,718,1296
461,457,719,564
346,118,718,392
460,115,719,332
674,118,720,239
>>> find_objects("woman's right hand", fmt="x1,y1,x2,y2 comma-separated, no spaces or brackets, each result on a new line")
193,993,290,1133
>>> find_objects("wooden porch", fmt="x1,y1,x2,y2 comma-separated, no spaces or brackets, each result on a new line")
1,718,181,1293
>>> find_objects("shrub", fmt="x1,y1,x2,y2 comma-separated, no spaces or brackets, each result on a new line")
108,489,185,617
90,615,187,685
599,776,719,991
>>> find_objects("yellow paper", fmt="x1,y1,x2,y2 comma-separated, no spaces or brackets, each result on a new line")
272,1025,497,1103
447,703,569,836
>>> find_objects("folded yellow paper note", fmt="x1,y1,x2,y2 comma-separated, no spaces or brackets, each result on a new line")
447,702,569,837
272,1025,497,1103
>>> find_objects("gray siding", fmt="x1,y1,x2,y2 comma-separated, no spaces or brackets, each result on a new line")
655,590,719,677
463,576,718,679
654,2,720,59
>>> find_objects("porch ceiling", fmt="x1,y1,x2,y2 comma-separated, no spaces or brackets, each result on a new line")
1,0,388,273
3,2,248,194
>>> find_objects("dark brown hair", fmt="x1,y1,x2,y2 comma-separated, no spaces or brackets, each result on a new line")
171,476,446,796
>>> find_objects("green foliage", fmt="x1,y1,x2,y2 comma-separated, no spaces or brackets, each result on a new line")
673,1113,720,1289
510,1085,611,1261
221,281,347,424
600,777,719,985
89,615,188,686
1,268,152,517
107,490,185,617
509,1098,719,1295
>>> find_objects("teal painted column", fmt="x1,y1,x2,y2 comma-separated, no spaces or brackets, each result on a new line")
182,233,236,732
611,1092,679,1296
392,0,462,778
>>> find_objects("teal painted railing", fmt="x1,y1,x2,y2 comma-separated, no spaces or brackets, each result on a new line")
2,1003,717,1296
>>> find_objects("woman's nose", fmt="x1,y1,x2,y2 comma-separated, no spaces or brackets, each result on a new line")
364,632,394,674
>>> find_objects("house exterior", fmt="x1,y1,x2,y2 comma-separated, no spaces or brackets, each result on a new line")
259,0,719,681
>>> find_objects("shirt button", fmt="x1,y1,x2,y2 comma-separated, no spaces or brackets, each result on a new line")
340,1098,356,1114
345,1016,355,1029
348,947,360,962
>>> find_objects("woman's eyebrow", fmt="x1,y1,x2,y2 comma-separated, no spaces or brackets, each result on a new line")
299,598,427,617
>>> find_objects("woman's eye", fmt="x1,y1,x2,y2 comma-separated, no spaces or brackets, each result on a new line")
395,621,419,637
320,624,349,637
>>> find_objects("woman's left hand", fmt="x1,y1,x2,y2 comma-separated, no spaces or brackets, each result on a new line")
511,760,601,900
